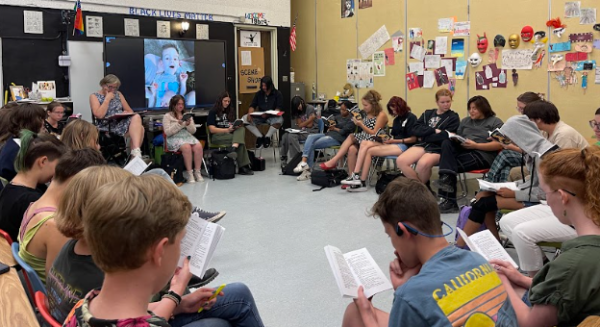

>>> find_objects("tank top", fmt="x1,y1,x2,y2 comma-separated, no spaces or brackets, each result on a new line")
18,204,57,284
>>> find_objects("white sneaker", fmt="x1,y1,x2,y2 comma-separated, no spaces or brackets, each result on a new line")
131,148,142,158
297,170,311,181
293,161,309,173
341,173,361,185
193,170,204,182
184,171,195,183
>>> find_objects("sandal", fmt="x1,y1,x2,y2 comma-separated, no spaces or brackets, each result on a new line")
320,163,335,170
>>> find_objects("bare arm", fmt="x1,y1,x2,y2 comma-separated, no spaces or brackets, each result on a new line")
361,112,389,136
118,92,134,113
89,94,110,119
209,125,232,134
298,113,317,128
501,276,558,327
470,141,504,151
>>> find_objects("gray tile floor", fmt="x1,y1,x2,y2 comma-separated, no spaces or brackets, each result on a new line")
178,151,484,327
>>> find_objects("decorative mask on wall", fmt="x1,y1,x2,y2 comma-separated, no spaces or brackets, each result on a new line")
594,24,600,32
477,33,488,53
508,34,520,48
533,31,547,43
521,26,534,42
469,53,482,68
493,34,506,48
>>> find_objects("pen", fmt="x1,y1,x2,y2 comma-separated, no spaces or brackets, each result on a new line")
198,283,226,313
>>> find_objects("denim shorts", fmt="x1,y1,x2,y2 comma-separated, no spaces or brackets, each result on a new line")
396,143,408,152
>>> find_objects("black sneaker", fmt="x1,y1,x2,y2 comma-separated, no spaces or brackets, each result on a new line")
432,174,455,193
225,147,238,160
255,137,264,149
187,268,219,288
239,165,254,175
263,136,271,148
439,199,459,213
280,156,288,169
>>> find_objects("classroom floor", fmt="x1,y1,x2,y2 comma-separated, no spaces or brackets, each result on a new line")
178,150,505,327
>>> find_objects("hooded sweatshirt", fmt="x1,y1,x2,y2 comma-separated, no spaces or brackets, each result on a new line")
412,109,460,144
500,115,558,202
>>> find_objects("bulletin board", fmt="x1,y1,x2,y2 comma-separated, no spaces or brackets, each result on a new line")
238,47,265,94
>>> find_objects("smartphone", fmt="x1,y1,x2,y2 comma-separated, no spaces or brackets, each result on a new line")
0,262,10,275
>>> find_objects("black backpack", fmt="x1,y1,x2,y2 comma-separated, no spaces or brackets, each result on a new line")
311,169,349,191
210,151,236,180
161,153,185,184
375,171,404,194
281,153,303,176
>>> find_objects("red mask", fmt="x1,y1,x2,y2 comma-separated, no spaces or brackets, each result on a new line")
521,26,534,42
477,33,488,53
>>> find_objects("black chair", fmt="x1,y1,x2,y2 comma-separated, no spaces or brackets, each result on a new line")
91,111,128,166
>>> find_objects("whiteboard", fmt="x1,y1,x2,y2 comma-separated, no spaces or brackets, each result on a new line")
68,41,104,122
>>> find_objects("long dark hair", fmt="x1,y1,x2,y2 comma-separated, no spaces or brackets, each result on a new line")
214,92,235,122
168,95,186,118
387,96,410,117
467,95,496,118
291,96,306,118
261,76,274,92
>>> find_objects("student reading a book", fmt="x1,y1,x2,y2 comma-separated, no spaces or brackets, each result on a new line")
293,101,355,181
243,76,284,149
396,89,460,194
90,74,145,158
207,91,254,175
320,90,388,191
456,115,559,248
17,148,105,284
342,96,417,192
342,178,517,327
0,130,67,242
58,172,264,327
0,103,47,185
433,95,504,213
280,96,319,168
491,146,600,327
524,100,588,150
484,92,542,183
44,102,66,136
163,95,204,183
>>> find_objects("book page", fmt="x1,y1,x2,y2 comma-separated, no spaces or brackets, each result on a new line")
477,179,518,192
457,228,479,253
344,248,392,298
468,229,519,268
324,245,358,297
123,156,150,176
188,222,224,278
178,213,206,266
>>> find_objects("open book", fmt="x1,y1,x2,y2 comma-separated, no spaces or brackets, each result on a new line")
457,228,518,268
374,128,392,143
123,156,150,176
478,179,519,192
178,212,225,278
349,107,365,121
489,128,512,145
232,119,244,128
324,245,393,298
285,128,307,134
448,132,467,143
250,110,284,116
322,115,336,127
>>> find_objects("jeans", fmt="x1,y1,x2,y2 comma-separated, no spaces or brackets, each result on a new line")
170,283,264,327
438,140,488,201
301,134,341,168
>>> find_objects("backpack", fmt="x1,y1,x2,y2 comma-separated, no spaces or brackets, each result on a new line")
209,151,236,180
311,169,349,191
247,150,265,171
281,153,303,176
375,171,404,194
161,153,185,184
455,205,487,248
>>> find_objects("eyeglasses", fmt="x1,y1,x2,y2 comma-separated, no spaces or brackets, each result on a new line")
537,188,577,200
589,120,600,129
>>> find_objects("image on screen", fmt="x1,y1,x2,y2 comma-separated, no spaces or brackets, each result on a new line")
144,39,195,108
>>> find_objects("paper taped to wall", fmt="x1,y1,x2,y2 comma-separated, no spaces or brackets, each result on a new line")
501,49,534,70
359,25,391,59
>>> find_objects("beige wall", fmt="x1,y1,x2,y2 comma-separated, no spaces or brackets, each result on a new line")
291,0,600,138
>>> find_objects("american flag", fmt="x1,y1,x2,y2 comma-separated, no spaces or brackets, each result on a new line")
290,15,297,51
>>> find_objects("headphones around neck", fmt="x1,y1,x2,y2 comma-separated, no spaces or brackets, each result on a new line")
396,221,454,238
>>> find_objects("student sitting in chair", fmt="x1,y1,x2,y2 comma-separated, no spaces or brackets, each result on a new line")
492,146,600,327
44,102,67,136
342,178,517,327
280,96,318,168
163,95,204,183
243,76,284,149
342,96,417,191
18,148,105,285
207,92,254,175
293,101,355,181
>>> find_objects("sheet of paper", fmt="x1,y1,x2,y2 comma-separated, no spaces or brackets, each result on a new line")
123,156,150,176
359,25,391,59
596,66,600,84
384,48,395,65
179,213,207,266
86,16,103,38
409,28,422,40
423,71,435,88
548,41,571,53
410,44,426,61
345,248,392,299
241,51,252,66
451,38,465,58
464,229,519,268
124,18,139,37
441,59,454,77
196,24,209,40
478,179,519,192
373,51,385,76
455,60,467,79
580,8,596,25
594,39,600,50
406,73,420,90
435,36,448,55
501,49,534,70
408,62,424,75
565,1,581,18
453,21,470,37
434,67,449,86
391,30,404,52
24,11,43,34
438,17,455,33
324,246,359,297
424,55,441,69
156,20,171,38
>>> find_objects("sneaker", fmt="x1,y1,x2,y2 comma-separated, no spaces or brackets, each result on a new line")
293,161,309,173
239,166,254,175
193,207,226,223
255,137,264,149
226,147,238,161
280,156,288,169
438,199,459,213
297,170,311,181
193,170,204,182
188,268,219,288
347,181,368,192
130,148,142,158
263,136,271,148
432,174,455,193
184,170,195,184
341,173,362,185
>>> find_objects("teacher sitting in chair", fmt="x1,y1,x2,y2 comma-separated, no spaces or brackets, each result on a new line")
89,74,145,158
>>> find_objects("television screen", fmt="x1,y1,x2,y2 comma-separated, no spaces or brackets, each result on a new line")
104,36,226,111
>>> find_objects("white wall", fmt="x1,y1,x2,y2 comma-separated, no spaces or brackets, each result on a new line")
0,0,291,26
68,41,103,122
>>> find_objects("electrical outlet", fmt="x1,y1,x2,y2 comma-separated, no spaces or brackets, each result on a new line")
282,76,288,82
